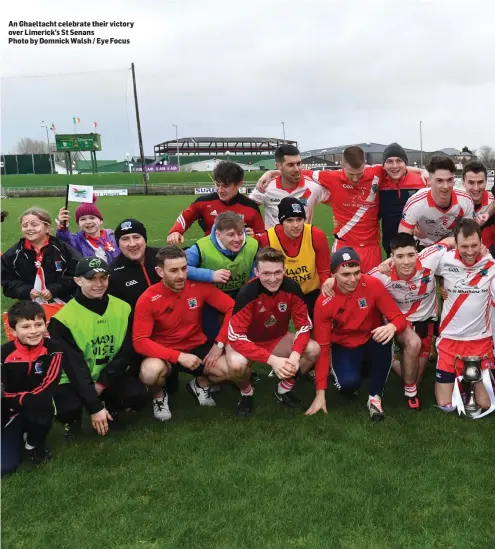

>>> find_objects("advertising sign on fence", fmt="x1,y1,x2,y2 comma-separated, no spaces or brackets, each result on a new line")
132,165,179,173
194,187,247,195
94,189,129,197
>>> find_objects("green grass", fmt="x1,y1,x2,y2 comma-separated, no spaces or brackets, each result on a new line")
1,171,265,189
2,196,494,549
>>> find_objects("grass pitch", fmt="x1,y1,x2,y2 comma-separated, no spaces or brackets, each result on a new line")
1,196,494,549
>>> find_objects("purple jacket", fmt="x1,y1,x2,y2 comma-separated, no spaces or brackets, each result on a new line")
56,227,120,263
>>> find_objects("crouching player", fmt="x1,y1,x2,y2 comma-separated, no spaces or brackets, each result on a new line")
2,302,63,474
306,247,408,421
227,247,320,417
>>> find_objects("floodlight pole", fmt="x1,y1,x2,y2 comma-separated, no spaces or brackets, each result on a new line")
41,121,54,174
281,121,286,143
172,124,180,172
131,62,148,195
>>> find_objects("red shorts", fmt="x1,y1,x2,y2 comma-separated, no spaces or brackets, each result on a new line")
255,333,289,354
436,337,494,375
332,239,382,274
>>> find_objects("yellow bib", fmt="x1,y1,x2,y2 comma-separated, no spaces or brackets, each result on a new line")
267,224,320,294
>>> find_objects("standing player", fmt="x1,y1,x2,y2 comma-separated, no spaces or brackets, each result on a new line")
133,246,237,420
249,144,331,228
306,247,408,421
227,248,320,417
258,197,330,320
167,161,265,244
399,157,475,250
369,233,455,407
432,219,494,412
379,143,426,256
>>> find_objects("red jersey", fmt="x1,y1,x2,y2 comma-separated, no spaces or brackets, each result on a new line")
304,166,383,245
228,277,312,363
168,192,265,237
258,225,330,286
313,274,407,390
133,280,234,363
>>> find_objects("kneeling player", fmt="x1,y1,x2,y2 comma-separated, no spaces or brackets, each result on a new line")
133,246,238,420
227,247,320,417
2,302,62,474
307,248,408,421
432,219,495,413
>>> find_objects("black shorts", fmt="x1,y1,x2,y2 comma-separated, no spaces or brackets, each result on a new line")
303,289,320,322
169,341,214,376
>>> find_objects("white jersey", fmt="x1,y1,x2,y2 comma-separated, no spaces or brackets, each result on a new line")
369,244,447,322
474,190,495,216
250,175,330,229
400,188,475,246
435,250,495,341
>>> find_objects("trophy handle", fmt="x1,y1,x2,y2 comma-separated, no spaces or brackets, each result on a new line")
453,355,462,378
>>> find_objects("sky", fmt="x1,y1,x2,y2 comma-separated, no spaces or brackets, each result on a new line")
1,0,494,160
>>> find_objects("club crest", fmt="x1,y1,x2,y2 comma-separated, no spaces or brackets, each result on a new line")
187,297,198,309
278,302,287,312
120,221,132,231
358,297,368,309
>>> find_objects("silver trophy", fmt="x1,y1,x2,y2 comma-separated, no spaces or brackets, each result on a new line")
455,356,483,418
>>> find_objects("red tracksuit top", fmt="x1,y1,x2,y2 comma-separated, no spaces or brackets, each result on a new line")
168,192,265,237
228,277,312,363
133,280,234,363
313,274,407,390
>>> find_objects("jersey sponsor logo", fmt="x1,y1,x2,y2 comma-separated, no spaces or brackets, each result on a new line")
453,278,482,292
151,294,162,302
34,362,43,374
187,297,198,309
278,303,287,312
125,280,138,286
265,314,277,327
358,297,368,309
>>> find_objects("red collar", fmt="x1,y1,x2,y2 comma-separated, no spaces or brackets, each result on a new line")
426,189,458,211
454,249,482,267
24,237,49,251
7,338,48,363
275,175,306,193
390,258,422,281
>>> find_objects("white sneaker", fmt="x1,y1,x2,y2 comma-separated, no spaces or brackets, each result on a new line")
187,379,216,407
152,392,172,421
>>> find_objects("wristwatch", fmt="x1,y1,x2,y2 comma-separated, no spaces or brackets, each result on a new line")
215,341,225,349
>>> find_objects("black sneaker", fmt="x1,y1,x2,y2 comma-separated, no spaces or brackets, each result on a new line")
273,389,302,408
63,418,82,442
26,446,52,467
250,371,261,383
407,396,420,411
236,395,253,418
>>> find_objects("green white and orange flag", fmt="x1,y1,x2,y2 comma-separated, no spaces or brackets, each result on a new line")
73,117,81,124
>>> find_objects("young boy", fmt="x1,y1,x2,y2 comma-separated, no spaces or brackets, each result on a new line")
1,301,63,475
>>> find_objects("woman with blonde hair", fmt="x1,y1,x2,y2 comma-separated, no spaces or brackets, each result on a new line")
1,206,81,304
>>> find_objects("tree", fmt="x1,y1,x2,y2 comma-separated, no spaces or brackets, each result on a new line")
477,146,495,168
16,138,49,154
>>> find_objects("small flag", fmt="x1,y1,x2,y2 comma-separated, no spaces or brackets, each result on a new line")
93,121,98,129
73,117,80,124
50,123,56,132
67,184,93,203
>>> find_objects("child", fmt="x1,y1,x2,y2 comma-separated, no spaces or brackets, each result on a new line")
57,196,119,262
1,301,63,475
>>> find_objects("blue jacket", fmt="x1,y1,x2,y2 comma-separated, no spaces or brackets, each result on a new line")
186,224,256,283
56,227,120,263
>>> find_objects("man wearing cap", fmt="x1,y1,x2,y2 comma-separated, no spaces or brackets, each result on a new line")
306,247,407,421
108,219,161,308
259,197,330,320
49,256,148,440
378,143,426,256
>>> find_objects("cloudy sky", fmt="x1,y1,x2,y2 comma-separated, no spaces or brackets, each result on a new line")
2,0,494,160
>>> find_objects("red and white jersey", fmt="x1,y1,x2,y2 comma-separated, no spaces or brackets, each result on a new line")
474,190,494,216
435,250,495,341
369,244,448,322
249,175,330,229
400,188,475,246
307,166,382,245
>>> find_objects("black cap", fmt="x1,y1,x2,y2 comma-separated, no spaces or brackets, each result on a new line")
114,218,147,243
383,142,408,165
330,247,361,273
75,257,110,279
278,197,306,224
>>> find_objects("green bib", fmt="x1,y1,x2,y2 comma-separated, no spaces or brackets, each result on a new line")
54,296,131,384
197,236,258,294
